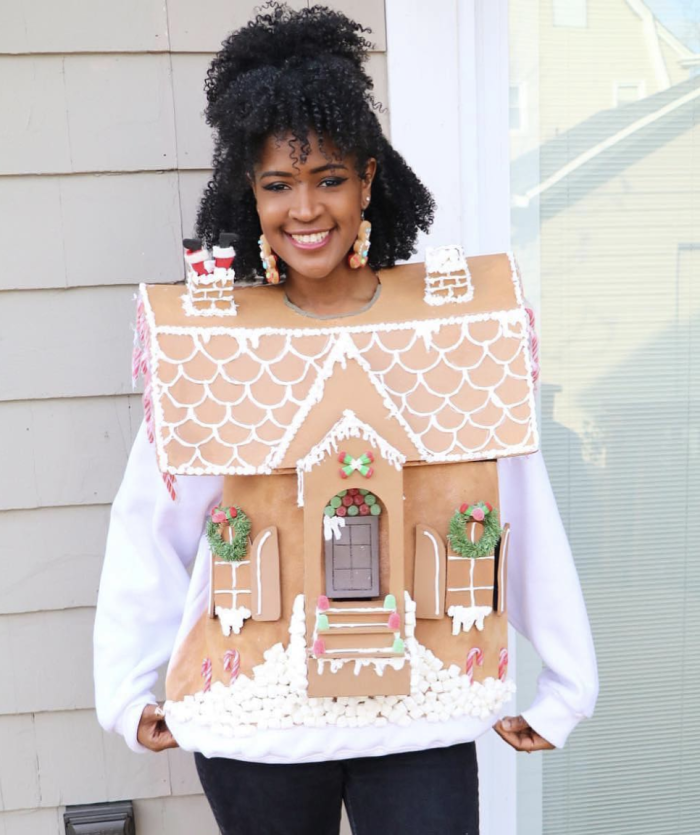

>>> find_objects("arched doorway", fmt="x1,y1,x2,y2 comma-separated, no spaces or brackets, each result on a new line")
322,487,384,600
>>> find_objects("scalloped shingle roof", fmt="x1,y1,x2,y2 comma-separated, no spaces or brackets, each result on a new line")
141,255,538,475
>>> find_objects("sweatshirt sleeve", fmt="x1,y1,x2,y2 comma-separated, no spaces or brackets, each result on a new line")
498,450,598,748
93,422,223,752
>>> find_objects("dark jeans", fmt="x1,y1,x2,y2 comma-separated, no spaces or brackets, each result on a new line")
195,742,479,835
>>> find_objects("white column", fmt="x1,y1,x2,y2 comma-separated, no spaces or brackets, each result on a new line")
385,0,511,257
385,3,517,834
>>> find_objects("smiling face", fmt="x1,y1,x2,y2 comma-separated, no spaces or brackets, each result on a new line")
250,132,376,283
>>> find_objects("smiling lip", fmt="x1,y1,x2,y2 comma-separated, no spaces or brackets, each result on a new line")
285,229,333,250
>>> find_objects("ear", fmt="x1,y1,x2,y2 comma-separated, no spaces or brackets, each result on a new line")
361,158,377,204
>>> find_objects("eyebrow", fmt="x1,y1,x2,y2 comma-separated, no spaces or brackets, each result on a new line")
259,163,348,180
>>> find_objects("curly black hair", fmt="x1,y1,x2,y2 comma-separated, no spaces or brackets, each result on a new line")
195,1,435,279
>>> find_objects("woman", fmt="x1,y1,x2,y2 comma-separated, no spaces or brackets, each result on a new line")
94,5,597,834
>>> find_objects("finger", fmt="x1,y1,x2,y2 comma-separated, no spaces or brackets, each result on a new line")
137,705,178,751
142,722,178,752
494,724,548,754
527,733,555,752
151,731,179,751
499,715,529,733
493,724,526,751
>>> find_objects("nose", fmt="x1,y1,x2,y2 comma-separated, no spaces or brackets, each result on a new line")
288,185,321,224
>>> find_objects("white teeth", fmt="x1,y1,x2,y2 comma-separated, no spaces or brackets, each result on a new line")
291,231,329,244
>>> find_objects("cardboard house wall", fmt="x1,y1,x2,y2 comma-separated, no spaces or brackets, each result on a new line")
139,251,538,705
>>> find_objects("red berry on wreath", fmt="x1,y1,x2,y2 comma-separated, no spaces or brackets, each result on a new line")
459,503,469,514
485,502,493,512
229,507,238,518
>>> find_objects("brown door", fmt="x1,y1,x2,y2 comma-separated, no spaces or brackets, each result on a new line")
324,516,379,599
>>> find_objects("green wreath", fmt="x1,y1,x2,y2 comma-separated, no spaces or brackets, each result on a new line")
447,501,502,558
206,505,251,562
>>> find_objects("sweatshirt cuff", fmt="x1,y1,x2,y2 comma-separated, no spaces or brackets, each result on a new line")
521,691,589,749
118,698,156,754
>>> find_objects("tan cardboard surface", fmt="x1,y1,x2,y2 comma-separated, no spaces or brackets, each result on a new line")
144,253,538,476
150,255,520,330
413,524,446,619
250,526,281,621
166,459,509,698
307,661,411,698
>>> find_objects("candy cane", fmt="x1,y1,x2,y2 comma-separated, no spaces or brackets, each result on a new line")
498,648,509,682
201,657,213,693
223,649,240,684
465,648,484,683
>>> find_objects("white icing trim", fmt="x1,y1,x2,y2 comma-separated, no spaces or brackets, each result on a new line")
326,622,389,628
324,647,403,656
296,409,406,507
317,657,406,676
181,293,238,318
255,530,271,617
422,529,442,617
446,587,494,592
447,604,492,634
215,605,252,636
507,252,525,307
150,306,523,340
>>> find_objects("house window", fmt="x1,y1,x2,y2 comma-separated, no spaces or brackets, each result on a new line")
510,83,527,133
614,81,645,106
325,516,380,599
553,0,587,28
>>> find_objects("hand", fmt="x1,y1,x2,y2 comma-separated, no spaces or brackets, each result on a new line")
136,703,179,752
493,715,555,753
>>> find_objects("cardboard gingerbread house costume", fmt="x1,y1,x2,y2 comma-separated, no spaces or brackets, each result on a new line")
135,245,538,737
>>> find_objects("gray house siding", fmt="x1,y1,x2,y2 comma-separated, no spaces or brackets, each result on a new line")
0,1,386,832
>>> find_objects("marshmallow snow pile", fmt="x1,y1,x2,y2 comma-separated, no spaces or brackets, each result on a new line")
166,594,515,737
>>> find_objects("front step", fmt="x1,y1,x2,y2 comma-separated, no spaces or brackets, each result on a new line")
306,593,411,697
322,625,394,636
307,654,412,697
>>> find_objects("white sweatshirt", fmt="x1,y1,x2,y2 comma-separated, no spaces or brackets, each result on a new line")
93,421,598,761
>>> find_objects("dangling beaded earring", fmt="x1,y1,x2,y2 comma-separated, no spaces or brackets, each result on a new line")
258,234,280,284
349,202,372,269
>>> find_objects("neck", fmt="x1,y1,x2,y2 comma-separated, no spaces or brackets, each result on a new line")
284,261,379,316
